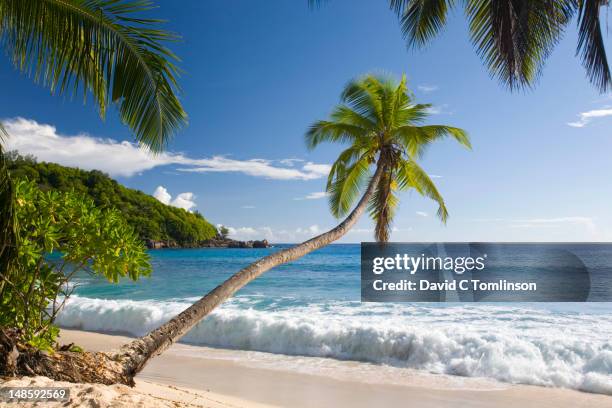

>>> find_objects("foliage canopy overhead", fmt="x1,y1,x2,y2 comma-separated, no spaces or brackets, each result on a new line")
0,0,188,151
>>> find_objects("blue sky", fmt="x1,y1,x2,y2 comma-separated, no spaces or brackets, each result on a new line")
2,0,612,242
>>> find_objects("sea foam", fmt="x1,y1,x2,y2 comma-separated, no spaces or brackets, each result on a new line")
57,296,612,395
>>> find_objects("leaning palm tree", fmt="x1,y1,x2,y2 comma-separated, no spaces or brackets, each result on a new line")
103,74,471,381
0,1,186,275
389,0,611,92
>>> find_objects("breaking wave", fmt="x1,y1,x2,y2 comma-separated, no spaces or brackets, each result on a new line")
57,296,612,395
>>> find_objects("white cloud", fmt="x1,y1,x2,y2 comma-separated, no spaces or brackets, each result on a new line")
417,84,439,93
153,186,197,211
294,191,329,200
279,158,304,167
171,192,197,211
226,224,322,242
424,104,451,115
428,174,443,179
567,107,612,128
241,205,256,209
509,216,596,234
296,225,320,234
153,186,172,205
178,157,330,180
416,211,428,217
3,117,330,180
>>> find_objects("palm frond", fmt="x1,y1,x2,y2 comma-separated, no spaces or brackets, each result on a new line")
395,124,470,157
396,160,448,222
465,0,574,90
341,74,395,125
0,122,7,143
326,144,371,190
576,0,611,92
331,106,378,129
395,103,431,125
306,120,369,150
391,0,454,48
0,0,187,152
328,156,371,218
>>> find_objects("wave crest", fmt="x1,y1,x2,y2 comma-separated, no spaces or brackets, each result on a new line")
57,296,612,394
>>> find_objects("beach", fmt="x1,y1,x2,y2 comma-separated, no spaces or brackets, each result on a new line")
4,328,607,408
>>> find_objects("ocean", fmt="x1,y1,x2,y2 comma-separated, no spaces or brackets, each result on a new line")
57,244,612,395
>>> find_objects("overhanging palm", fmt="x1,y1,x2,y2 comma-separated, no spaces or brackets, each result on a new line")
0,0,186,275
389,0,611,92
311,0,611,92
107,74,470,381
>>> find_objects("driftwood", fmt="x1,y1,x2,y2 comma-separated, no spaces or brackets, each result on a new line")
0,328,133,385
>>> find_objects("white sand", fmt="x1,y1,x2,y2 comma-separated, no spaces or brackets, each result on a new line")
2,329,611,408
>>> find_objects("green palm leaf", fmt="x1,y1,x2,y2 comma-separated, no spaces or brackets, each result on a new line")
396,160,448,222
390,0,454,48
576,0,611,91
395,124,470,157
0,0,187,152
328,156,371,218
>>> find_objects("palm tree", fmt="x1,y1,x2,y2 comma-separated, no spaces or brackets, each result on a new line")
111,74,471,379
311,1,611,92
0,0,187,274
388,0,611,92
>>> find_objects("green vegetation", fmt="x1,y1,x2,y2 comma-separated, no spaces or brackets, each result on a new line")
389,0,610,91
307,74,470,241
311,1,610,92
218,225,230,240
0,0,187,151
0,0,186,306
0,0,188,354
5,152,217,246
0,180,151,350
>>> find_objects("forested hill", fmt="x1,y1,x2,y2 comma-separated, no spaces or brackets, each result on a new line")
5,152,218,246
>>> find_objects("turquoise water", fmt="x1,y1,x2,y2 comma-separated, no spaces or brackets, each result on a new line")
58,245,612,394
73,245,360,303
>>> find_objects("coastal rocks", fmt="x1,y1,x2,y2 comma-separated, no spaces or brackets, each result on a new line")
144,238,270,249
253,239,269,248
200,238,270,249
145,240,179,249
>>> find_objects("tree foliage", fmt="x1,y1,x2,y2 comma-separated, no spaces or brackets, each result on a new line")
5,153,218,246
307,74,470,241
389,0,611,92
0,180,151,350
0,0,187,151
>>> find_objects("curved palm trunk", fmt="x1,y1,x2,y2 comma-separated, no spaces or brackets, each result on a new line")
114,165,383,377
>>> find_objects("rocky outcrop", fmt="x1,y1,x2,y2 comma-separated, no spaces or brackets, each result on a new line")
200,238,270,249
144,240,179,249
145,238,270,249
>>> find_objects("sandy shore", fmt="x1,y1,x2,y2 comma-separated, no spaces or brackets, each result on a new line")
3,329,611,407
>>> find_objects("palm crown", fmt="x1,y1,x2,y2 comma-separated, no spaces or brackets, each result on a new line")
306,74,471,242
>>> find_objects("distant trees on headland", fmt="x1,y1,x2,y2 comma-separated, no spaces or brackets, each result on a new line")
5,152,217,246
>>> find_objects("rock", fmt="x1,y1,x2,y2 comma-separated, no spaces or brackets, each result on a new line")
253,239,269,248
146,237,270,249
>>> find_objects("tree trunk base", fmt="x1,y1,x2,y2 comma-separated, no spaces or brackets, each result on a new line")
0,328,133,386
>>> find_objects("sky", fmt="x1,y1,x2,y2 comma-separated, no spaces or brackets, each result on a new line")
1,0,612,243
